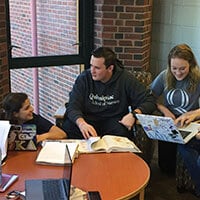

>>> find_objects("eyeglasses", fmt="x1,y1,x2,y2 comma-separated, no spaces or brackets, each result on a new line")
6,190,24,200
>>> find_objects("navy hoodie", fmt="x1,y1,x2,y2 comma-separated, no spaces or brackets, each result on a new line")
67,64,156,123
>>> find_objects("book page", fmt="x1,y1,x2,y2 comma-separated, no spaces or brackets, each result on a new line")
0,121,11,161
42,139,101,154
102,135,141,153
90,137,108,152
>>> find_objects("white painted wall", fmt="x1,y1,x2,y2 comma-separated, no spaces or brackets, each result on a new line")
151,0,200,77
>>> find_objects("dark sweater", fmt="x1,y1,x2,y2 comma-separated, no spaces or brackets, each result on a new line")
67,65,156,123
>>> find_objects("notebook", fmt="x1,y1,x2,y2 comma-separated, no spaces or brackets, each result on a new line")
8,124,37,151
136,114,200,144
25,144,72,200
36,141,79,165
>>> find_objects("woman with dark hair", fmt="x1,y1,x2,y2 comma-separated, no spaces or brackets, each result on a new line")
1,92,67,143
151,44,200,196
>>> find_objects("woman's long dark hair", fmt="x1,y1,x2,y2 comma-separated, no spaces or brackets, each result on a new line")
0,93,28,124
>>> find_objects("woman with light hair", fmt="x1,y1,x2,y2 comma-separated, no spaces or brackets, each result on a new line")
151,43,200,197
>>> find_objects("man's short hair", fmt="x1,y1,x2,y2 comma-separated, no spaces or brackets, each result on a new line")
91,47,116,68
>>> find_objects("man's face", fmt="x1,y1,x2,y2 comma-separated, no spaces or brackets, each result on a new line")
90,55,113,83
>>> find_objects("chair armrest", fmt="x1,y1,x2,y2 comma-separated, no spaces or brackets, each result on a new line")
54,105,66,119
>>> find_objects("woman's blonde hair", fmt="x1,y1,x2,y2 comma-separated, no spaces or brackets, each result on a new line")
166,44,200,92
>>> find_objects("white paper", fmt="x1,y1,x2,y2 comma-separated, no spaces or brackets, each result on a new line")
0,121,11,161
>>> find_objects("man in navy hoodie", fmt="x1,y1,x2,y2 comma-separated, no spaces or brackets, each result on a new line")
62,47,156,139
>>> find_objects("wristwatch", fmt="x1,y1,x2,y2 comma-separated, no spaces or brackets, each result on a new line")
131,110,138,119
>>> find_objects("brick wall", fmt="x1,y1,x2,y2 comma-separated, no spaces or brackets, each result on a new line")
94,0,153,71
0,1,10,108
9,0,153,123
10,0,80,122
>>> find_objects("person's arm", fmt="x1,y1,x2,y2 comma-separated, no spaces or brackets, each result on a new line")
157,103,176,119
66,71,98,139
119,71,157,130
150,70,177,119
76,117,97,139
174,109,200,127
66,72,88,122
126,74,157,115
119,108,142,131
36,125,67,143
29,113,67,143
120,70,169,130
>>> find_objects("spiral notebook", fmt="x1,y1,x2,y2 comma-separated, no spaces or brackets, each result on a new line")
136,114,200,144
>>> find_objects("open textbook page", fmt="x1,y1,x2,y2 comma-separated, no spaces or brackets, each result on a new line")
47,135,141,154
88,135,141,153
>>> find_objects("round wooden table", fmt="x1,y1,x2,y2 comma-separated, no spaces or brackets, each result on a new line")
1,151,150,200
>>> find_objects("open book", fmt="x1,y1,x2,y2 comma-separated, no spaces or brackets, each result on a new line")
80,135,141,153
36,141,79,165
39,135,141,158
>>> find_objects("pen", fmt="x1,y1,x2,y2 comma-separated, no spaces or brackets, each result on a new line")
128,106,132,113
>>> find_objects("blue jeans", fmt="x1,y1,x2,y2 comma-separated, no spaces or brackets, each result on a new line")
178,138,200,196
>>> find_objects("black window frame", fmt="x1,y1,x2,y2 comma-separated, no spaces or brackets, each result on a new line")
5,0,94,69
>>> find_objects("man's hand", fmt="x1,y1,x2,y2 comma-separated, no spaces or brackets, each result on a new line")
78,122,98,139
119,113,135,131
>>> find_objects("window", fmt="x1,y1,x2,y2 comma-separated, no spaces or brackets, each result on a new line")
5,0,94,122
6,0,94,69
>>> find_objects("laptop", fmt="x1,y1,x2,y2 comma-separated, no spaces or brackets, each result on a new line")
136,114,200,144
8,124,37,151
25,144,72,200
